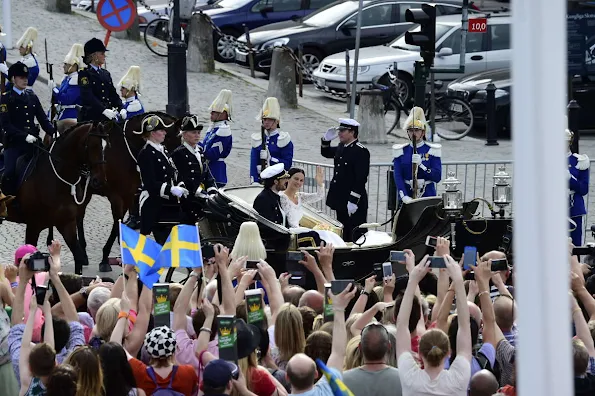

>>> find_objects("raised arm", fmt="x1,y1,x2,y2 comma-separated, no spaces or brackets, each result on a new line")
349,275,377,318
12,257,34,326
215,245,240,316
351,301,393,336
473,261,497,348
445,255,471,362
195,298,216,357
572,272,595,321
315,243,335,282
572,293,595,357
48,240,79,323
174,267,202,331
257,261,284,324
124,284,152,357
19,293,38,393
110,284,133,360
299,251,328,295
326,284,357,371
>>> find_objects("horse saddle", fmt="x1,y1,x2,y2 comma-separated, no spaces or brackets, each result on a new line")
0,150,39,195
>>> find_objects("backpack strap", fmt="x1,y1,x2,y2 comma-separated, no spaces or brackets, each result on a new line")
146,366,160,388
168,366,178,388
476,351,493,371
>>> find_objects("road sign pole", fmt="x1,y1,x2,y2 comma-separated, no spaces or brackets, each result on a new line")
104,31,112,47
166,0,189,118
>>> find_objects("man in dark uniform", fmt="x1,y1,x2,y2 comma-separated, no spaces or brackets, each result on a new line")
0,62,54,196
321,118,370,242
253,163,321,248
137,115,189,236
171,114,215,224
78,38,122,122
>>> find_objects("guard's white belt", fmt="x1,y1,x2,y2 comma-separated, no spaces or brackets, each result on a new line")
59,105,78,109
405,179,431,186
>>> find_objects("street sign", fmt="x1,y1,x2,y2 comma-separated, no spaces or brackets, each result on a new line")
468,18,487,33
96,0,137,47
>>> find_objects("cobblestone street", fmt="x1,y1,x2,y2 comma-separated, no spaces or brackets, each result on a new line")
0,0,594,277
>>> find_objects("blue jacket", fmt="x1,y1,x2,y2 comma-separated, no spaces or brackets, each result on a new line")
200,120,232,185
250,129,293,183
53,72,81,121
121,95,144,120
569,152,590,217
393,141,442,200
0,43,7,80
21,54,39,88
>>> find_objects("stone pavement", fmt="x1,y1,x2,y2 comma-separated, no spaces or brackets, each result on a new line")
0,0,592,278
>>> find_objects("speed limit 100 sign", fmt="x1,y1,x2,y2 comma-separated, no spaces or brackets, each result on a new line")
468,18,487,33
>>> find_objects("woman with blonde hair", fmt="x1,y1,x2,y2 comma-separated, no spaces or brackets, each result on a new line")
343,335,363,370
272,303,305,370
64,346,104,396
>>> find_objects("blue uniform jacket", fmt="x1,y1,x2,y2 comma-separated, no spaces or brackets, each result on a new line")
200,120,232,185
0,88,54,148
0,43,7,80
393,141,442,200
569,152,590,217
121,95,145,120
250,129,293,183
53,72,81,121
21,54,39,88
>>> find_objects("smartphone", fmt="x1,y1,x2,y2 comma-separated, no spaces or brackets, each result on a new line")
572,246,595,256
491,259,509,272
286,261,306,286
246,260,261,281
429,256,446,268
463,246,477,270
202,245,215,259
374,263,383,282
382,262,393,280
390,251,406,262
35,285,49,306
425,236,438,248
331,279,354,295
286,251,305,262
465,271,475,281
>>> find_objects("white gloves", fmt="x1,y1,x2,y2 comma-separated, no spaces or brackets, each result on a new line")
323,127,339,141
170,186,189,198
259,150,268,160
0,62,7,75
411,154,422,165
401,196,413,204
25,134,37,144
120,109,128,120
102,108,118,120
347,202,358,216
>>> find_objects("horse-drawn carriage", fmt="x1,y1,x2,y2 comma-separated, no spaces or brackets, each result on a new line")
162,185,513,289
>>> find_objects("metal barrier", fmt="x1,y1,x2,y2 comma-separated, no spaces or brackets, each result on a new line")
293,159,595,239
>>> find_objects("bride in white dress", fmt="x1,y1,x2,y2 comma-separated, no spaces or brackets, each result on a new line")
279,166,347,247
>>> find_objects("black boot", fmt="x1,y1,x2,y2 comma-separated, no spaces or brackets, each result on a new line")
124,214,141,229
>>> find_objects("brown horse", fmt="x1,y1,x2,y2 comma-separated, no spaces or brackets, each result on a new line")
5,122,110,275
47,112,181,272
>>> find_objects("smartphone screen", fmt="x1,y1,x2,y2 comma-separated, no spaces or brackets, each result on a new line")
463,246,477,270
491,259,508,272
429,256,446,268
390,251,406,262
286,251,305,262
202,245,215,259
426,236,438,248
331,279,354,295
382,262,393,280
246,260,261,281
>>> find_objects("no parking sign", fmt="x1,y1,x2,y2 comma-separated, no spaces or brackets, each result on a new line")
96,0,138,46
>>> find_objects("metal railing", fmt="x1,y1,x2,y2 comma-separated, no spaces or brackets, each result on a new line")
293,159,595,239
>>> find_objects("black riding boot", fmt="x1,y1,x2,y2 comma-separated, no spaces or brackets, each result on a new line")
124,190,141,229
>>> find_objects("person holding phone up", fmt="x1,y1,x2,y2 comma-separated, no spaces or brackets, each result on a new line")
392,107,442,205
566,127,590,246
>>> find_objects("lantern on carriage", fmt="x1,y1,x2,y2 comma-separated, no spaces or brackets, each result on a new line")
441,171,463,249
492,166,512,216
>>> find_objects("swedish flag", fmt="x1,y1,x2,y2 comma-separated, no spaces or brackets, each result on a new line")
316,359,355,396
120,223,163,289
153,225,202,272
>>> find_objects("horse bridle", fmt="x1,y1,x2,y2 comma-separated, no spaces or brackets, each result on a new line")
82,129,110,171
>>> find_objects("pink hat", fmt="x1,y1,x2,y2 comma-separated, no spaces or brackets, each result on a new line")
14,244,37,266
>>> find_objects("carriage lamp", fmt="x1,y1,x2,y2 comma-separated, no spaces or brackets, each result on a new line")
441,171,463,249
492,166,512,217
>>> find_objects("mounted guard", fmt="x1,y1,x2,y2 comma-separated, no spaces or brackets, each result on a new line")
78,38,122,122
118,65,145,120
250,97,293,184
567,127,590,246
392,106,442,205
0,62,54,196
201,89,232,189
15,27,39,89
49,43,84,133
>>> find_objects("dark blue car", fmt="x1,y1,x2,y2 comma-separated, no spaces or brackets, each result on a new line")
198,0,337,61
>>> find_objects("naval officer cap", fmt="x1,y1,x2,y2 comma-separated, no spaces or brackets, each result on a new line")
260,163,289,180
337,118,360,130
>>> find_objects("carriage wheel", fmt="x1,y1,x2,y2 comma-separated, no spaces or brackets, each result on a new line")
164,237,236,284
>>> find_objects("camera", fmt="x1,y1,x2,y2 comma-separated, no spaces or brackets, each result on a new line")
25,251,50,272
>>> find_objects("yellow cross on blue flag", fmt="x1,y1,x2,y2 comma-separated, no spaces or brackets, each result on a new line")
119,223,163,289
316,359,355,396
151,225,202,273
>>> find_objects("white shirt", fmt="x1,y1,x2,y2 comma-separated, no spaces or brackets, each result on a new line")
398,352,471,396
279,189,325,228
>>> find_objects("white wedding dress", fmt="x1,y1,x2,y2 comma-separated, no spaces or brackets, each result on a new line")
279,190,347,247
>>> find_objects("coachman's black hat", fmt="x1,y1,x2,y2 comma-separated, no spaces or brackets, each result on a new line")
8,62,29,80
142,115,167,134
84,38,108,60
180,115,204,132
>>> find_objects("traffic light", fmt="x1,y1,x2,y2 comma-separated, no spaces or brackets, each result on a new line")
404,3,437,67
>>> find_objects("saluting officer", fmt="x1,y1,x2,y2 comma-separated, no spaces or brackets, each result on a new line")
15,27,39,89
137,115,189,236
118,65,145,120
49,43,84,133
78,38,122,122
321,118,370,242
201,89,232,189
250,97,294,184
0,62,54,196
171,115,214,223
392,106,442,204
567,127,590,246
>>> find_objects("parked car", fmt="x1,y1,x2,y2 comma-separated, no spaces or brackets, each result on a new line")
234,0,478,75
312,10,510,101
446,68,595,136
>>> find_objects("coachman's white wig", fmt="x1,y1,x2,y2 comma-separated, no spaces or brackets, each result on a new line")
16,27,38,50
209,89,233,118
64,43,84,69
230,221,267,261
403,106,427,131
119,65,142,92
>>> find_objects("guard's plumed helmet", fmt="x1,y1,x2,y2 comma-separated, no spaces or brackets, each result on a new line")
257,97,281,121
64,43,84,69
119,65,142,92
16,27,37,50
404,106,427,131
208,89,233,118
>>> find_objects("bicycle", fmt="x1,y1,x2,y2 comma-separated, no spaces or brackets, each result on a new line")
143,0,195,57
372,68,475,140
